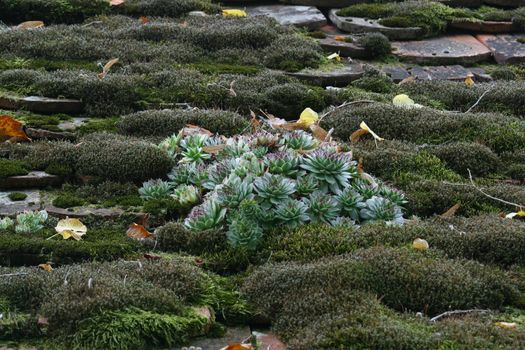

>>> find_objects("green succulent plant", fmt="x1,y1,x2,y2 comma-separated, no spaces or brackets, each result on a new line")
226,200,263,251
295,174,319,196
280,131,317,151
301,150,357,193
203,158,240,190
232,153,265,178
360,196,404,225
216,175,254,209
352,179,381,200
254,173,296,209
139,179,172,201
379,186,408,206
265,151,301,177
336,188,366,221
171,184,200,207
0,217,14,231
158,132,182,157
303,191,340,224
15,210,48,234
275,198,309,229
220,137,251,158
185,199,226,231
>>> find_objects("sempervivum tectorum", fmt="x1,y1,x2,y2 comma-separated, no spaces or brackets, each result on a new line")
360,196,404,225
300,150,357,193
264,151,301,177
254,173,296,209
184,199,226,231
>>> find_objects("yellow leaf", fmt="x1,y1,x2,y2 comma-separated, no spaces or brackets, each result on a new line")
126,223,153,240
393,94,415,106
219,344,253,350
0,115,31,142
327,52,341,61
350,128,369,143
464,76,475,87
505,210,525,219
412,238,429,251
98,58,119,79
495,322,517,330
38,263,53,272
55,218,87,240
17,21,44,29
297,108,319,127
360,121,384,141
334,35,346,42
222,9,247,17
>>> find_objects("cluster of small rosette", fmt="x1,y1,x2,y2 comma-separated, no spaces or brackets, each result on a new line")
140,130,406,250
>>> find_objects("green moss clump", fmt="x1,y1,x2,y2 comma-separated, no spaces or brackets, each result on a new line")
357,33,392,58
243,246,518,317
307,31,327,39
7,192,27,201
518,37,525,44
429,142,501,177
73,307,209,350
52,193,85,208
118,109,249,137
491,66,518,81
45,162,74,177
77,118,118,136
0,159,30,178
351,75,395,93
337,3,394,19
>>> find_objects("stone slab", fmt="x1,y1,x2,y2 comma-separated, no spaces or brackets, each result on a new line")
246,5,327,30
449,20,515,33
392,35,492,64
476,34,525,64
26,128,76,141
0,95,83,114
45,205,125,219
254,330,287,350
285,63,365,87
172,326,252,350
283,0,364,7
0,190,40,216
328,9,423,40
319,36,368,58
0,171,63,190
384,65,490,82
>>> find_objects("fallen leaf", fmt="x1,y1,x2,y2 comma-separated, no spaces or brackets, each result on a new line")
505,210,525,220
194,257,204,266
202,144,226,154
440,203,460,218
334,35,346,41
17,21,44,29
360,172,378,187
127,223,153,240
222,9,247,17
309,124,328,142
55,218,87,240
229,80,237,97
250,110,260,133
38,263,53,272
109,0,125,6
219,344,253,350
357,157,364,174
0,115,31,142
464,76,474,87
97,58,119,79
412,238,429,251
359,121,384,141
297,108,319,127
143,253,161,260
37,315,49,327
181,124,213,137
350,128,369,143
495,322,517,330
393,94,422,109
398,76,416,85
139,16,150,24
327,52,341,61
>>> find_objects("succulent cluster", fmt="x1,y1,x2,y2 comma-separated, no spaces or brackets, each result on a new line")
146,130,405,250
0,210,48,234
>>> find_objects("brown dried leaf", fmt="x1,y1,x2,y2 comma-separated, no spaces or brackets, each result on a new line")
144,253,161,260
202,144,226,154
440,203,461,218
38,263,53,272
357,157,364,174
398,76,415,85
219,344,253,350
139,16,150,24
98,58,119,79
309,124,328,142
250,110,261,133
127,223,153,240
17,21,44,29
181,124,213,137
0,115,31,142
350,128,369,143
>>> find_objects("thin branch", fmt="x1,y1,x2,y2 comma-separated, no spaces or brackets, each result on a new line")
319,100,376,121
0,273,28,278
468,169,523,209
465,88,493,113
430,309,490,322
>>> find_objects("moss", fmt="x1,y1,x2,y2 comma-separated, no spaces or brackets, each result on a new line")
337,3,394,19
429,142,501,177
351,75,395,93
52,193,85,208
44,162,74,177
185,62,261,75
7,192,27,201
0,226,140,266
491,66,518,81
77,118,118,136
243,246,518,317
307,31,327,39
72,307,209,350
322,103,525,154
118,109,248,137
357,33,392,58
518,37,525,44
0,159,30,178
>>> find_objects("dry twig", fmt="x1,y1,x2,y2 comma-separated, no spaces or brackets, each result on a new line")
468,169,523,209
430,309,490,322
